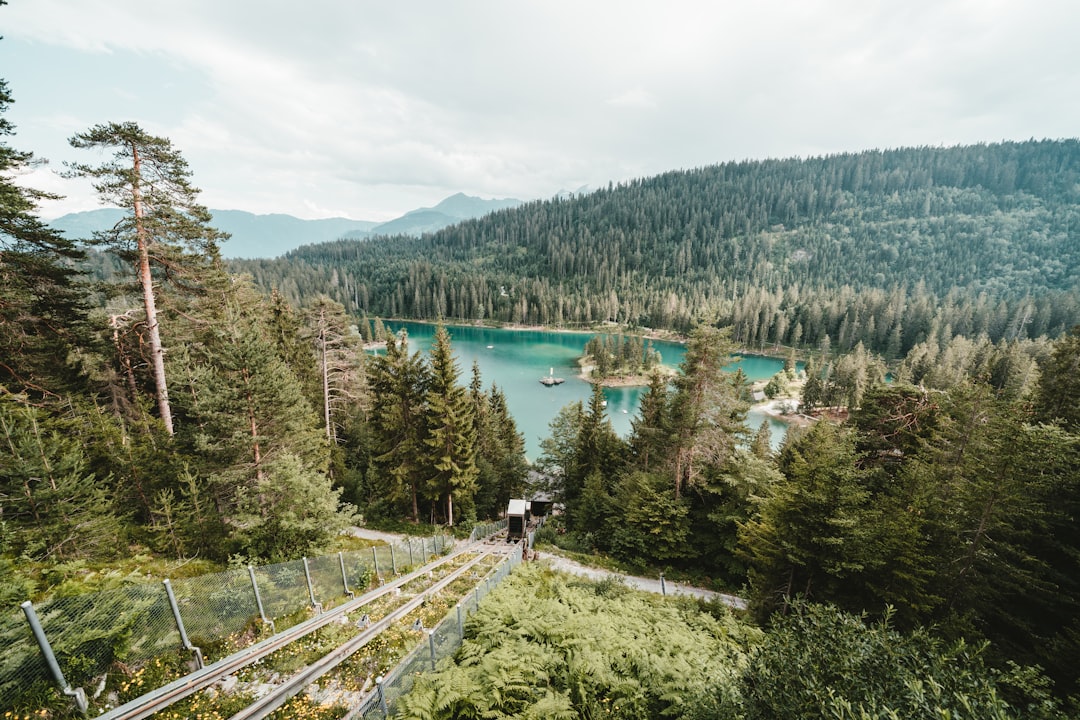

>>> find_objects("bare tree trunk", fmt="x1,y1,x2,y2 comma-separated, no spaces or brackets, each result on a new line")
109,314,140,407
320,326,333,441
447,492,454,527
241,367,263,480
131,144,174,435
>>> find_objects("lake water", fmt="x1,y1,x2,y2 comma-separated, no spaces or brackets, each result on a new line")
377,322,792,461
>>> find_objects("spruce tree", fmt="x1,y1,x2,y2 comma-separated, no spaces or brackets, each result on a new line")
0,395,119,560
368,330,430,521
169,275,339,557
1035,325,1080,431
741,421,872,620
628,370,671,472
423,325,477,526
0,73,87,398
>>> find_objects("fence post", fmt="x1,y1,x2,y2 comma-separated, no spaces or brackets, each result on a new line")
372,546,381,581
20,601,88,714
339,552,354,598
408,537,415,567
457,603,463,637
390,544,397,575
428,628,437,671
303,557,322,613
376,675,389,718
474,586,480,612
660,572,667,596
163,580,204,669
248,566,275,633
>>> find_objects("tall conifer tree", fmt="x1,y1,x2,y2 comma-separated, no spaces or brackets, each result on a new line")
423,325,477,526
67,122,225,434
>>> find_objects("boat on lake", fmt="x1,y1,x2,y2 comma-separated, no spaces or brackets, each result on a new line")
540,368,565,386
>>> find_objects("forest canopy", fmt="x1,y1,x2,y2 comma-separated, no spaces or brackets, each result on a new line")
234,140,1080,357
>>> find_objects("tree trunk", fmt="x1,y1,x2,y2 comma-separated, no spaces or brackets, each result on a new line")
447,492,454,527
320,327,332,441
131,144,174,435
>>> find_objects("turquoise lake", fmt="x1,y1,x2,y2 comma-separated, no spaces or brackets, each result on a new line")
377,322,792,461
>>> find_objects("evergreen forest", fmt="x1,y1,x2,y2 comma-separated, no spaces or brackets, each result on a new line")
3,37,1080,717
234,140,1080,359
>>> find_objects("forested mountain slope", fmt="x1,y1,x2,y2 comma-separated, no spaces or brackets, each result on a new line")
235,140,1080,357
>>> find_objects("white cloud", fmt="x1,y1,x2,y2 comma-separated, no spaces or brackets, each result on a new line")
608,88,656,110
3,0,1079,220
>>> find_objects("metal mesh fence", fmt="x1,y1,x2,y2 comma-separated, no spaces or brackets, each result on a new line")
34,580,181,694
307,554,349,610
1,531,462,713
253,558,312,625
355,544,523,719
171,566,259,650
468,518,507,542
341,550,374,593
0,604,52,711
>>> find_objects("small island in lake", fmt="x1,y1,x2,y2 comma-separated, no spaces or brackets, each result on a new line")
577,334,675,387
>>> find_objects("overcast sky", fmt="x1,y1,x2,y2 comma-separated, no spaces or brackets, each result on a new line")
3,0,1079,221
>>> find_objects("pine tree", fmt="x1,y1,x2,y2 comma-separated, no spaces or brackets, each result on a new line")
1035,325,1080,431
0,395,119,560
67,122,226,434
668,325,746,498
423,325,477,526
304,295,364,444
628,370,671,472
368,330,431,521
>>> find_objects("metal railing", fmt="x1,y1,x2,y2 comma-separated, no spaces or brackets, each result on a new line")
354,539,525,719
2,533,453,715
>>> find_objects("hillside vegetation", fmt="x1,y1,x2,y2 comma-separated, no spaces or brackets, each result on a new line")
395,565,1056,720
236,140,1080,357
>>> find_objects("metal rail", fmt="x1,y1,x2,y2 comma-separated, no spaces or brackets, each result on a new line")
99,542,477,720
227,553,489,719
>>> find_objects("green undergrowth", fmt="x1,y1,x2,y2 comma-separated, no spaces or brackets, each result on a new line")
396,563,759,719
360,517,472,539
534,538,734,594
394,565,1067,720
11,549,224,602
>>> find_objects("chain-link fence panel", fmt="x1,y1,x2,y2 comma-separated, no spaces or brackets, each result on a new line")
368,545,389,581
396,537,419,571
170,566,258,651
3,532,460,713
0,604,52,712
381,639,430,711
34,582,165,692
467,521,500,542
430,612,462,665
253,559,311,624
341,550,374,594
109,582,180,665
307,554,349,610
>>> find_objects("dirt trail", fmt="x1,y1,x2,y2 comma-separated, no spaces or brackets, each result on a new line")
537,552,747,609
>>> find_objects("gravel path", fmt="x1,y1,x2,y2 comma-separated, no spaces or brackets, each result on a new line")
537,552,747,610
345,526,409,544
346,527,747,610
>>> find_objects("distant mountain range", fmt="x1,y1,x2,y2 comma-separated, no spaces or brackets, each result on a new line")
47,192,523,259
